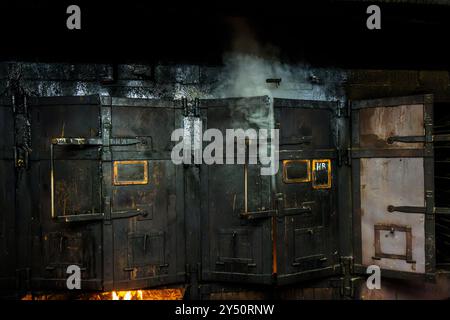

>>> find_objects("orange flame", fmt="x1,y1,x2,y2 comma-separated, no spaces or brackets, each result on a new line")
112,290,136,300
22,288,185,300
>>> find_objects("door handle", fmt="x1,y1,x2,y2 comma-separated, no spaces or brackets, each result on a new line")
276,193,313,220
387,134,450,144
239,201,313,220
387,205,450,215
387,205,426,214
51,137,102,146
387,135,426,144
240,210,277,220
52,137,145,147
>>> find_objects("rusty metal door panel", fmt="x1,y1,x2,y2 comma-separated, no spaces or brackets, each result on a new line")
0,100,15,291
108,99,185,290
360,158,426,273
352,94,435,279
274,99,340,285
359,104,424,149
200,97,273,285
28,96,104,290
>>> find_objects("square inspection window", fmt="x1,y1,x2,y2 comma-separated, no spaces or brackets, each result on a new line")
282,160,311,183
113,160,149,186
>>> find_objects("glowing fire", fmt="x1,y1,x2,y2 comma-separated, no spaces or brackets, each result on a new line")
112,290,141,300
22,288,185,300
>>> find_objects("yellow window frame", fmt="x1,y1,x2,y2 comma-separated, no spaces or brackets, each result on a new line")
113,160,149,186
312,159,332,189
282,159,311,183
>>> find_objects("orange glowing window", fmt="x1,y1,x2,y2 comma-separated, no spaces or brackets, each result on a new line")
113,160,148,186
312,159,332,189
282,160,311,183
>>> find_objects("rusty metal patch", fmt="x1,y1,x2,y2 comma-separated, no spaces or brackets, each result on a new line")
113,160,149,186
373,224,414,263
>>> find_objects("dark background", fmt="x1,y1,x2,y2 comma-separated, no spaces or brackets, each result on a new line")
0,1,449,68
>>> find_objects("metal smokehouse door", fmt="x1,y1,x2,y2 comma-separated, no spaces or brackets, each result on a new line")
27,95,185,291
28,96,104,290
200,97,273,284
106,97,185,290
273,98,340,285
351,94,435,278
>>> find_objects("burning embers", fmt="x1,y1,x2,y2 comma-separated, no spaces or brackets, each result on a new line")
21,288,185,300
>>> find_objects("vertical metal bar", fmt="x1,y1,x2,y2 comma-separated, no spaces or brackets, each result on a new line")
270,99,278,278
423,94,436,277
100,96,114,290
50,143,55,219
350,106,362,263
244,164,248,214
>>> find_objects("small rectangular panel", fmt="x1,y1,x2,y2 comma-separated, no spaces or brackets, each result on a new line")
282,160,311,183
113,160,148,186
312,159,331,189
294,226,325,262
43,231,95,279
217,229,253,262
374,224,414,263
127,232,165,267
54,160,102,215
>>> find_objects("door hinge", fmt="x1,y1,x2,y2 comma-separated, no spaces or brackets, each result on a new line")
182,97,200,117
334,256,361,299
340,256,354,275
336,276,361,299
336,100,350,118
11,83,31,170
337,148,351,167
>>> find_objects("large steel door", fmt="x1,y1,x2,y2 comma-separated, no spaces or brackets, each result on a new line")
25,95,185,291
273,98,340,285
29,96,104,290
200,97,274,285
351,94,436,279
107,97,185,290
199,97,341,285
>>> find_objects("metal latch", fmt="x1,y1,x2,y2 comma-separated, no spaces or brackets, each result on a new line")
183,97,200,117
340,256,354,275
336,100,350,118
337,148,351,167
